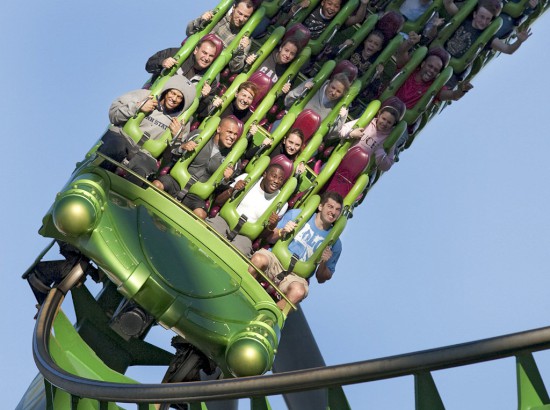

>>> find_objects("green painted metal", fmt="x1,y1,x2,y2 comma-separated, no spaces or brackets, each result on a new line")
250,396,272,410
328,386,351,410
415,372,445,410
503,0,532,18
29,0,550,408
517,354,550,410
47,310,144,410
39,156,285,378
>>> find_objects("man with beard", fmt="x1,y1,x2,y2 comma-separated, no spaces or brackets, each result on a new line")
187,0,256,72
206,162,289,257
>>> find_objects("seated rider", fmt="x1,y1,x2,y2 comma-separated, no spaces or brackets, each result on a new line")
186,0,257,72
245,128,306,175
281,72,350,136
328,99,406,172
152,116,241,218
145,35,222,96
196,81,259,124
98,76,196,184
206,162,290,257
248,191,344,310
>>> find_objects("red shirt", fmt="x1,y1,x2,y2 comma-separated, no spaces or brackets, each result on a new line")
395,68,446,109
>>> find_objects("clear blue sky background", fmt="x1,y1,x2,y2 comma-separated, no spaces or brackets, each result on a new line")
2,1,550,409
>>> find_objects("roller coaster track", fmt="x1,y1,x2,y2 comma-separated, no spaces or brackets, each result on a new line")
33,262,550,409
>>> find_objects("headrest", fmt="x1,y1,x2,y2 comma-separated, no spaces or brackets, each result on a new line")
200,33,224,59
427,46,451,68
269,154,294,181
375,11,405,43
380,96,406,122
283,23,312,49
331,60,358,83
291,109,322,143
247,71,274,109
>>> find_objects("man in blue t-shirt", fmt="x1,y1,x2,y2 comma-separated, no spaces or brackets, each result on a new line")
248,191,344,310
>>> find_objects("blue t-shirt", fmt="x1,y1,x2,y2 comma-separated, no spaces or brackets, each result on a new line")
277,209,342,273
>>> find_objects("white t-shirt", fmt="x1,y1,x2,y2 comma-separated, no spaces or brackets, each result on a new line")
232,175,288,223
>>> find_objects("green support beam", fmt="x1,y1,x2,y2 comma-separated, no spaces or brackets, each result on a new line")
517,353,550,410
415,372,445,410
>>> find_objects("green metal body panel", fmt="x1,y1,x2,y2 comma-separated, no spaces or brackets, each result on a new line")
39,157,285,377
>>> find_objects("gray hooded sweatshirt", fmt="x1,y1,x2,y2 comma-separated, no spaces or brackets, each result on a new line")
108,75,197,147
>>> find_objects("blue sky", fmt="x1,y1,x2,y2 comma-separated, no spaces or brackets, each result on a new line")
2,1,550,409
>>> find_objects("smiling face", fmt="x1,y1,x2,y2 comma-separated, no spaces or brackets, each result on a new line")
276,41,298,65
321,0,342,19
317,197,342,227
193,41,217,70
162,89,184,111
472,6,494,29
234,87,255,110
362,33,384,58
325,79,346,101
376,110,397,132
260,165,286,194
216,119,240,149
418,55,443,83
282,132,303,157
230,2,254,28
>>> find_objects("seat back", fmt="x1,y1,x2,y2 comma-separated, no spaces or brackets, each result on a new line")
324,146,370,198
270,154,294,181
375,11,405,45
247,71,274,110
283,23,312,49
331,60,359,83
201,33,225,59
427,46,451,69
290,109,322,145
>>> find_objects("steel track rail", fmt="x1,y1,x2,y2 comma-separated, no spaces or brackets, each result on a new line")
33,282,550,404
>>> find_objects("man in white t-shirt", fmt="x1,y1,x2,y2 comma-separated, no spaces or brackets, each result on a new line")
206,163,289,257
